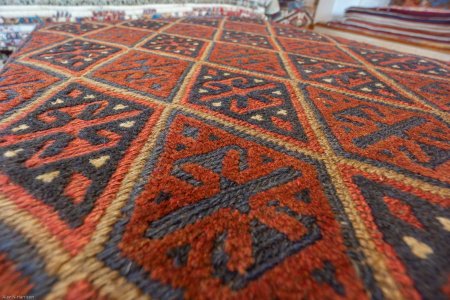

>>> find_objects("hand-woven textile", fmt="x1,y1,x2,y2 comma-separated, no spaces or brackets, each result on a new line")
0,17,449,299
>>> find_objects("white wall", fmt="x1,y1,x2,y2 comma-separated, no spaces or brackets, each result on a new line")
314,0,337,23
332,0,362,18
314,0,390,23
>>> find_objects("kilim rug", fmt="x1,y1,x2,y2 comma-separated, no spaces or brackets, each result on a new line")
0,17,449,300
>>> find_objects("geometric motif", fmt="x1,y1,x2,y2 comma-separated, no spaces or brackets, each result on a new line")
165,24,216,40
142,34,207,58
90,50,192,101
278,37,357,64
29,39,121,74
45,23,106,35
228,16,265,25
120,19,168,31
272,25,331,42
3,17,450,299
100,112,371,299
0,82,155,228
64,280,106,299
382,70,450,112
220,30,274,49
349,47,450,78
85,27,149,47
342,168,450,300
17,31,68,54
181,17,220,27
208,42,288,77
0,63,62,118
0,222,55,298
182,66,320,149
289,54,416,106
224,21,268,35
304,86,450,186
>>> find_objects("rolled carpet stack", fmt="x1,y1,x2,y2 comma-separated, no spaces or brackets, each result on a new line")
327,6,450,49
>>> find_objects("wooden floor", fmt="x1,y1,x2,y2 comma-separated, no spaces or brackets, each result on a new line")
314,26,450,62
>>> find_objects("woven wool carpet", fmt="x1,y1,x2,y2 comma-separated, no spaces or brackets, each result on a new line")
0,17,449,299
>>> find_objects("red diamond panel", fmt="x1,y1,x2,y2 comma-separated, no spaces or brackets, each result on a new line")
90,50,192,101
86,27,149,46
208,42,288,78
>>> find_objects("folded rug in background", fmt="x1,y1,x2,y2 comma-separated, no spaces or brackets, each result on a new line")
327,6,450,49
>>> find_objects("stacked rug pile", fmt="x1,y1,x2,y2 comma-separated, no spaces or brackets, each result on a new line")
327,6,450,49
0,17,449,299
